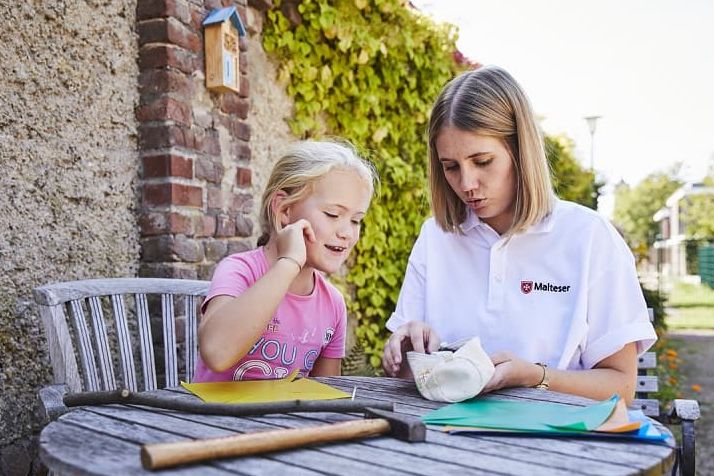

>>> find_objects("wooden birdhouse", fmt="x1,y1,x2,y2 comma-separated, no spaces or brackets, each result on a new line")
202,6,246,93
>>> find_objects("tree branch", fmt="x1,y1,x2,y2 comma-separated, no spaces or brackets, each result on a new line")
63,389,393,416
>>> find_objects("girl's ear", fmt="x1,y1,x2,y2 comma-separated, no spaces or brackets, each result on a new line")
271,191,291,228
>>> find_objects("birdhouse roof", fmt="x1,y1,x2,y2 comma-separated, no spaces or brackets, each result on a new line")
202,6,246,36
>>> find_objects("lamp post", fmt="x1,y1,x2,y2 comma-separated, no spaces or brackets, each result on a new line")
584,115,601,173
584,115,601,209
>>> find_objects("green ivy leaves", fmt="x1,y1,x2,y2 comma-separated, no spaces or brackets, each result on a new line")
263,0,463,371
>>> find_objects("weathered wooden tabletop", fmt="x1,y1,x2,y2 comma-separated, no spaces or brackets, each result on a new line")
40,376,675,475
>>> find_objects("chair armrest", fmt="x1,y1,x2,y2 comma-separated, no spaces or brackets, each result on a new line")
666,399,699,476
39,384,69,422
666,398,700,423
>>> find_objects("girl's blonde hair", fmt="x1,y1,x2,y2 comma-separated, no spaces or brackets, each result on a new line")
428,66,555,235
257,140,379,246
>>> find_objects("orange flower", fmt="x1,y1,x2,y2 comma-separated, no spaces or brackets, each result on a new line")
666,349,678,357
668,377,678,385
691,384,702,393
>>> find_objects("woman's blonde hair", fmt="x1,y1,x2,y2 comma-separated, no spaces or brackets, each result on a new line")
257,140,379,246
428,66,555,235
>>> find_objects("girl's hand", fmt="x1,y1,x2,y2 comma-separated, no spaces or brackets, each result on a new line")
382,321,441,377
482,351,542,393
275,219,316,269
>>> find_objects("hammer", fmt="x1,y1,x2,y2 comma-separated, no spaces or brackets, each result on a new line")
141,408,426,470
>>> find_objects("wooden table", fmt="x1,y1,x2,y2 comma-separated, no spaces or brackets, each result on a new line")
40,376,675,475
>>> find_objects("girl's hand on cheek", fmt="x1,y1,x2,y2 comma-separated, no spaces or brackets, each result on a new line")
276,219,315,268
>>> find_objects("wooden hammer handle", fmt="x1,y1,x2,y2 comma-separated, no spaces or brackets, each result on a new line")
141,418,391,469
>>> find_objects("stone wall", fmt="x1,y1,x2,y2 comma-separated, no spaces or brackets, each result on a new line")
0,0,141,436
0,0,295,473
0,0,140,473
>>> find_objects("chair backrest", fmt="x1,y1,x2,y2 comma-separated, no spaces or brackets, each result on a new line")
34,278,209,393
632,308,660,417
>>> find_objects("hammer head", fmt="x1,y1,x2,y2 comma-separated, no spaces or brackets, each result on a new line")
365,407,426,442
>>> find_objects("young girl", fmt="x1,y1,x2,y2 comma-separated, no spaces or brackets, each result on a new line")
382,66,657,405
195,140,377,381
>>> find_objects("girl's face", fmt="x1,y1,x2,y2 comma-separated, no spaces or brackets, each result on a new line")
285,169,372,274
435,126,517,235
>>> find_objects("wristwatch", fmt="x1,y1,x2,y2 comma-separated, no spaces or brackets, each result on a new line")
534,362,549,390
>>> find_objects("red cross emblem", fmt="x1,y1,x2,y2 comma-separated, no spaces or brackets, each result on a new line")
521,281,533,294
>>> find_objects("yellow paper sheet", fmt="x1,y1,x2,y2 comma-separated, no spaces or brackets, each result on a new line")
181,369,351,403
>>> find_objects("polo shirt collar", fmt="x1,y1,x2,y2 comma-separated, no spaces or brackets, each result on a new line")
523,200,559,235
459,210,483,233
458,198,559,235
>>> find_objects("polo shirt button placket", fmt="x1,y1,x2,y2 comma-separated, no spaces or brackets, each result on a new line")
488,243,507,310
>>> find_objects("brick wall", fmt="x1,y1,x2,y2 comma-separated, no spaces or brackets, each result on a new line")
136,0,272,280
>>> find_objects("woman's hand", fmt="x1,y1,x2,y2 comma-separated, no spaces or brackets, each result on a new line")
482,345,638,404
382,321,441,377
481,351,542,393
275,219,316,269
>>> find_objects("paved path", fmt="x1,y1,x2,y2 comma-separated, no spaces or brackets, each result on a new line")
666,330,714,475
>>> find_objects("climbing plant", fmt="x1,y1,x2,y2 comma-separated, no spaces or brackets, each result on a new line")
545,135,600,209
263,0,464,369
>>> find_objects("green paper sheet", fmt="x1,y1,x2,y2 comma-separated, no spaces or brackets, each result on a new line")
422,395,619,433
181,369,351,404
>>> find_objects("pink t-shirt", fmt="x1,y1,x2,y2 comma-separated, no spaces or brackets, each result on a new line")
194,247,347,382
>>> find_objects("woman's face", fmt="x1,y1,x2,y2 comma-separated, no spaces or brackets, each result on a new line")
435,126,517,235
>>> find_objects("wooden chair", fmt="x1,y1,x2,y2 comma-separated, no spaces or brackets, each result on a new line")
34,278,209,420
631,308,700,476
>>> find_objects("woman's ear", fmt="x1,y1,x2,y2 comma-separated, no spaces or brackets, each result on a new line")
271,191,290,228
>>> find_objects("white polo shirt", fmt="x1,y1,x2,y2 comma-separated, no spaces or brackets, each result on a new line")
386,199,657,370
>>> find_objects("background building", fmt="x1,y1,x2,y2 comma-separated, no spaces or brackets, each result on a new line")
652,182,714,278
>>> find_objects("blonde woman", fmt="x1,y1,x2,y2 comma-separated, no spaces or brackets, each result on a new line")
196,140,378,381
382,66,655,405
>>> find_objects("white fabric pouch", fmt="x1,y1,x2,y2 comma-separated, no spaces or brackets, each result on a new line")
406,337,495,402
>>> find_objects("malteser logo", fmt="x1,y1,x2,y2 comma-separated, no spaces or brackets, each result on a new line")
520,281,533,294
521,280,571,294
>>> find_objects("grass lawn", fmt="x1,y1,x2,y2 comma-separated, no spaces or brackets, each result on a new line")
666,281,714,330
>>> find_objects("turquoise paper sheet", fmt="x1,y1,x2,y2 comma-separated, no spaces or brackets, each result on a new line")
422,395,619,432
